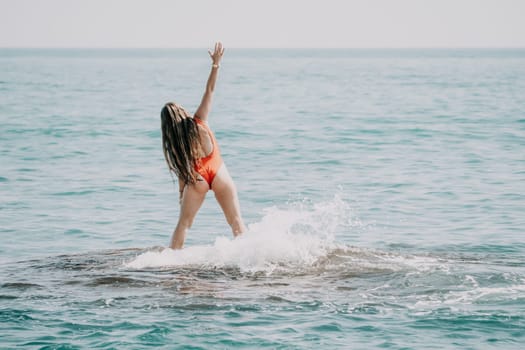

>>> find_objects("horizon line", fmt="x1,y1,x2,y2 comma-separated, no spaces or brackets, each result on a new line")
1,46,525,50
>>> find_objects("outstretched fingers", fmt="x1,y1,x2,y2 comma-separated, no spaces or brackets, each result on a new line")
208,42,224,62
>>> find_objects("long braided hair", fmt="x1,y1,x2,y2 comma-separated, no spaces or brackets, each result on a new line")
160,102,203,184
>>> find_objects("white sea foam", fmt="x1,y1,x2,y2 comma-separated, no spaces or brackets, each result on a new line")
125,195,356,273
125,195,453,276
411,284,525,310
443,284,525,304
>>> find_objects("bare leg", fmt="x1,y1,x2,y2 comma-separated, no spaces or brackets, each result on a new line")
170,179,208,249
211,164,247,236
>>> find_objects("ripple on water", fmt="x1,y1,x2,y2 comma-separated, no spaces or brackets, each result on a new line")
1,245,524,348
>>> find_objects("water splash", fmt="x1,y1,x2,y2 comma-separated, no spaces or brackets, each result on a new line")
124,195,452,278
125,195,359,273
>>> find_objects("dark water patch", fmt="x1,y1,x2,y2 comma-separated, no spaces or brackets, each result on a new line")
249,282,290,287
174,346,206,350
425,190,457,198
16,167,37,172
49,153,73,160
33,319,147,342
310,159,342,166
347,304,383,315
99,185,129,193
226,318,274,327
85,276,151,287
135,145,156,151
62,279,84,286
499,193,524,201
135,326,171,344
310,322,343,332
1,282,43,290
0,176,8,182
77,330,111,339
335,286,354,291
410,313,525,332
32,257,106,271
40,128,73,138
430,243,525,257
405,128,434,138
0,309,35,322
86,130,113,137
128,265,246,281
224,310,242,318
64,228,83,235
64,297,130,309
352,324,380,332
51,190,96,196
386,242,418,250
15,177,34,182
0,295,18,300
213,338,252,348
25,248,144,272
143,129,161,139
266,295,292,303
133,301,230,312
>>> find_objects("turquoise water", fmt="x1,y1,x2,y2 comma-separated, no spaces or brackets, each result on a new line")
1,48,524,349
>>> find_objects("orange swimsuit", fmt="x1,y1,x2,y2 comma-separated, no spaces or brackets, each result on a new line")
194,117,223,188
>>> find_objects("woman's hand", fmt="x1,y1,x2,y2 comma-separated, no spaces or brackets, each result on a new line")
195,42,224,121
208,42,224,65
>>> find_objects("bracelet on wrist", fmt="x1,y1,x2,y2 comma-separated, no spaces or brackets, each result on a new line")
212,63,220,68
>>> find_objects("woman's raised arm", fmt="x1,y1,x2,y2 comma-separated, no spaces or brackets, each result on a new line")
194,42,224,121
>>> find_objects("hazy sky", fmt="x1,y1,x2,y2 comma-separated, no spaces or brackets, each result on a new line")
1,0,524,48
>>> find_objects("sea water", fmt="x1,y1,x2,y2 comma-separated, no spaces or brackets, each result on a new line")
1,49,524,349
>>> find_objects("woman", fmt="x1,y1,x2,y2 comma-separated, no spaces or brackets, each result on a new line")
160,42,247,249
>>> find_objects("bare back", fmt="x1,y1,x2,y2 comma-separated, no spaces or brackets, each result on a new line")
197,124,214,157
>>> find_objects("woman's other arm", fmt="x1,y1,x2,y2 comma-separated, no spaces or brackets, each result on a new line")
194,42,224,122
